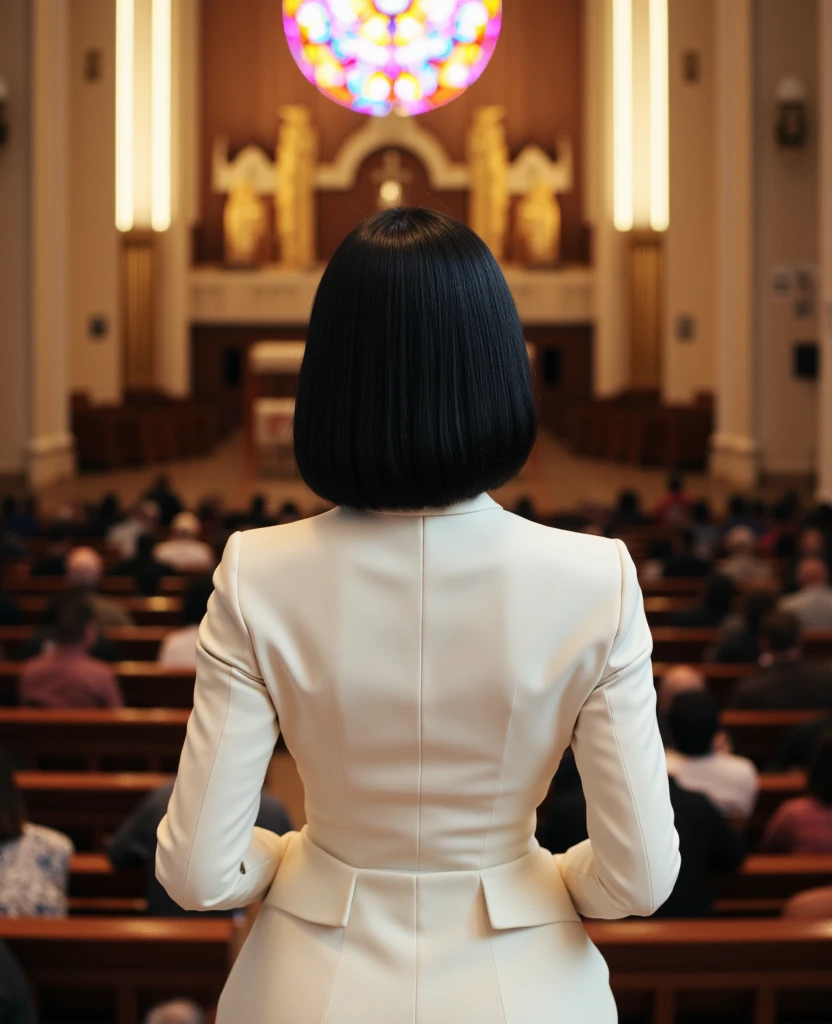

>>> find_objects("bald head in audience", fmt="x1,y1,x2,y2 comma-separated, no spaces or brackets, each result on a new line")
796,557,830,590
144,1000,205,1024
657,665,705,715
65,546,103,588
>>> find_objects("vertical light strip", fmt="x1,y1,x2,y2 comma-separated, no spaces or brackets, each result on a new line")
115,0,135,231
649,0,670,230
613,0,634,231
151,0,172,231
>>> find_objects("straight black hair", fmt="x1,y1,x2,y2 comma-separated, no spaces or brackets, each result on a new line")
667,690,719,757
293,207,537,511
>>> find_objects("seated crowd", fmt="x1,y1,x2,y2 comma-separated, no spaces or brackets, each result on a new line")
2,474,832,1018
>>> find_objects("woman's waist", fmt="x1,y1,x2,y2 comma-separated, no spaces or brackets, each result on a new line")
264,827,581,930
303,815,537,874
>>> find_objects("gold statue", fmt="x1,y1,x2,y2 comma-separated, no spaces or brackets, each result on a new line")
223,178,268,266
518,180,561,266
467,106,509,261
275,106,318,269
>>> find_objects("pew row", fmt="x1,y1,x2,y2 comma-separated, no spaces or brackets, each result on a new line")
0,626,168,661
0,662,196,709
651,627,832,664
0,916,233,1024
586,918,832,1024
0,708,190,771
6,918,825,1024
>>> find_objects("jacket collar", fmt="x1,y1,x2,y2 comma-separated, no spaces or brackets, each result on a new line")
369,493,501,517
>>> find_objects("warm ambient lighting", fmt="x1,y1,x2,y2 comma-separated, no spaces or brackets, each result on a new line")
151,0,172,231
283,0,502,117
649,0,669,231
612,0,633,231
115,0,135,231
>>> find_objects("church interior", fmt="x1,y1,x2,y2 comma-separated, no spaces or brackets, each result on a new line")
1,0,832,1020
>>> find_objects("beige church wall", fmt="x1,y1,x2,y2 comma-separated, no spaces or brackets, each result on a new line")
69,0,121,405
662,0,716,405
753,0,819,475
0,0,32,475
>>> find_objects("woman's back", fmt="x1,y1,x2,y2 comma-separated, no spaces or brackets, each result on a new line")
241,498,624,870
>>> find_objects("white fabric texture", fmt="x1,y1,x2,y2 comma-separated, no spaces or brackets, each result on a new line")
157,495,679,1023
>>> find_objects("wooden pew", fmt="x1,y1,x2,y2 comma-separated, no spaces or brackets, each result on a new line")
643,596,699,626
16,594,183,627
652,626,832,663
586,918,832,1024
721,709,828,767
0,916,233,1024
0,661,196,708
0,626,168,660
4,575,190,595
0,708,189,771
16,771,171,851
69,852,145,914
713,854,832,916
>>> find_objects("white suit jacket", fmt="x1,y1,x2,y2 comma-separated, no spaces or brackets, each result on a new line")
157,494,680,1023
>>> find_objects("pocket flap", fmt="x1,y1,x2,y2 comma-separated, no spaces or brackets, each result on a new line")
264,831,358,927
480,844,580,929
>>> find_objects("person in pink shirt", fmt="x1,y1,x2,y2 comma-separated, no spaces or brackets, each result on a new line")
760,729,832,853
17,594,123,708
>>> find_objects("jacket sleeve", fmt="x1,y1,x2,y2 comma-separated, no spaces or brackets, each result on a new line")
555,539,680,919
156,532,290,911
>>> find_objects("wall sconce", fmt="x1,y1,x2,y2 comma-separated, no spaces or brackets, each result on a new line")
0,76,9,148
775,76,809,150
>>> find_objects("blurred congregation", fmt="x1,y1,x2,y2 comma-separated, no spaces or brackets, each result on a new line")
2,0,832,1020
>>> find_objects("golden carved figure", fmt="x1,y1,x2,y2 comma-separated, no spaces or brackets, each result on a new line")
223,178,268,266
467,106,509,261
275,106,318,269
518,180,561,266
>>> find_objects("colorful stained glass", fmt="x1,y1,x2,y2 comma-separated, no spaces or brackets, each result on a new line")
283,0,502,116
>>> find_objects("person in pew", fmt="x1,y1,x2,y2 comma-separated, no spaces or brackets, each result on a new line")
0,576,20,627
730,612,832,710
610,490,651,531
107,500,161,560
660,529,711,579
670,573,736,629
776,712,832,769
29,522,74,577
656,664,706,744
143,475,184,528
537,749,747,918
653,473,692,527
108,780,291,917
665,691,759,820
153,513,215,574
18,595,124,709
144,1000,205,1024
760,728,832,853
0,745,73,917
0,940,37,1024
155,209,680,1024
64,547,135,628
158,576,213,669
113,533,178,597
778,557,832,630
705,584,778,664
716,526,776,589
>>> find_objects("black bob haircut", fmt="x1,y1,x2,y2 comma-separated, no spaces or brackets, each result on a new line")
293,207,537,511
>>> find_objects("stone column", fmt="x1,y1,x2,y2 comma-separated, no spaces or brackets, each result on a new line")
155,0,200,397
818,0,832,502
584,0,629,397
28,0,74,487
709,0,758,487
